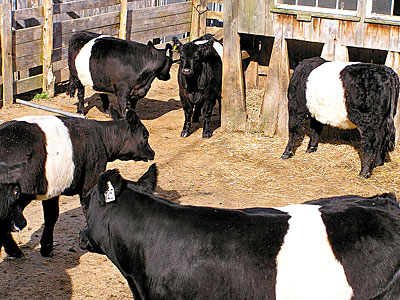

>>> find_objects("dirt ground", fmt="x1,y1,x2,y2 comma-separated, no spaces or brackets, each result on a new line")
1,64,400,299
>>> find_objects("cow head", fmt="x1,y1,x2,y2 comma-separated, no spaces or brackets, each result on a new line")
173,36,217,77
0,162,27,252
147,41,173,81
110,107,155,162
79,164,158,254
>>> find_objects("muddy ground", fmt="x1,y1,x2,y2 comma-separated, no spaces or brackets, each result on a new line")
1,64,400,299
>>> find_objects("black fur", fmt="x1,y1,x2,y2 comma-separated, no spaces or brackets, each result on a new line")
172,34,222,138
80,167,400,299
282,57,399,178
68,31,173,115
0,110,154,257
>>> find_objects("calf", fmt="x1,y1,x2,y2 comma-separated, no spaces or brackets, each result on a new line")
0,108,154,257
282,57,399,178
80,167,400,300
67,31,173,115
172,34,222,138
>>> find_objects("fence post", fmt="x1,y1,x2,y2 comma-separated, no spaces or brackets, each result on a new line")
221,0,246,132
190,0,207,40
42,0,55,97
1,3,13,107
119,0,128,39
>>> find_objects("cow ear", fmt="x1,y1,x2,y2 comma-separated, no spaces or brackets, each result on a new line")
98,169,125,206
172,37,182,52
125,109,140,129
110,105,123,120
137,163,158,193
198,40,214,57
147,41,155,49
0,161,27,184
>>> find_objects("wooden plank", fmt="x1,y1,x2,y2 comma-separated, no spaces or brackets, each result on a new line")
221,0,247,132
119,0,127,39
131,2,192,20
205,26,222,36
53,11,120,36
15,74,42,95
207,10,223,20
42,0,55,97
54,67,70,84
1,3,13,106
131,23,191,42
208,0,224,4
15,38,42,57
13,6,43,21
53,0,120,15
15,53,42,71
190,0,201,40
14,25,42,45
129,11,191,32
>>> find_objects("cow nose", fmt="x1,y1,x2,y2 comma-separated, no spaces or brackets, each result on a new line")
181,68,191,75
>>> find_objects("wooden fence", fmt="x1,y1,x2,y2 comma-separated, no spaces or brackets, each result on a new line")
0,0,224,107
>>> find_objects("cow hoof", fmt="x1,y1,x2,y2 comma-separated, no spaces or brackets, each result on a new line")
202,132,212,139
306,146,318,153
40,246,54,257
5,247,23,258
359,171,372,179
180,130,190,138
281,152,292,159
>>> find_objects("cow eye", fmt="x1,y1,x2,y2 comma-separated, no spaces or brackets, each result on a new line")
13,186,20,199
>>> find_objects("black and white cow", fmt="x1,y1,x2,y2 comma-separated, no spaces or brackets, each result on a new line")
282,57,399,178
80,166,400,300
67,31,173,115
172,34,222,138
0,108,154,257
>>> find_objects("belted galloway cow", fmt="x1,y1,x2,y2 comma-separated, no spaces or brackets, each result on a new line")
80,165,400,300
68,31,173,115
0,108,154,257
282,57,399,178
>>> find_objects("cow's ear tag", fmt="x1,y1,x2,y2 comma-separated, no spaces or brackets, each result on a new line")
104,181,116,203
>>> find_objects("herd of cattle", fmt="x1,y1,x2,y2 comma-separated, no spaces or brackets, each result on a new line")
0,30,400,299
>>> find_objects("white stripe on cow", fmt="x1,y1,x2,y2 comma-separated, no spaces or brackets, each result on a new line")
17,116,75,200
194,39,223,59
75,35,109,87
306,62,359,129
275,204,353,300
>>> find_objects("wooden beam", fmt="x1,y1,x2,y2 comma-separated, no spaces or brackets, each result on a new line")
119,0,127,39
385,51,400,144
42,0,55,97
190,0,207,40
221,0,247,132
259,36,290,137
1,3,13,107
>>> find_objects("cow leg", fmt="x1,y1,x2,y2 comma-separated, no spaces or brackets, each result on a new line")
3,233,23,258
181,101,194,138
40,196,59,257
67,75,77,98
202,99,217,139
192,103,202,123
128,97,139,112
359,128,380,178
116,88,131,117
306,118,324,153
3,196,32,258
99,94,110,113
76,82,86,115
282,113,306,159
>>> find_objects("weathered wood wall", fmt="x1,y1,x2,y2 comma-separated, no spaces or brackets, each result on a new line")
1,0,221,107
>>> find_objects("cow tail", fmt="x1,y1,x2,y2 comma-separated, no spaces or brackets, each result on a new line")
383,70,399,153
67,76,77,98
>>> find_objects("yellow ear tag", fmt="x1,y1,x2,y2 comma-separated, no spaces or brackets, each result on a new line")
105,181,116,203
173,45,178,52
